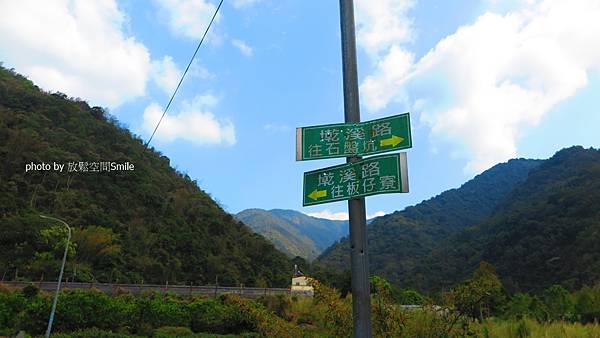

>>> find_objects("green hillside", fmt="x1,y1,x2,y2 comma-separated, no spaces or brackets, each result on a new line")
0,66,291,287
236,208,348,260
318,157,541,288
416,146,600,293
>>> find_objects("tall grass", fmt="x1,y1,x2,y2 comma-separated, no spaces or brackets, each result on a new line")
476,318,600,338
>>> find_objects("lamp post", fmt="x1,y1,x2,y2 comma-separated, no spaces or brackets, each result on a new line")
39,215,71,338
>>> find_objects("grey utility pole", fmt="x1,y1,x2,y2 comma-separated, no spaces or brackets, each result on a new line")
40,215,72,338
339,0,372,337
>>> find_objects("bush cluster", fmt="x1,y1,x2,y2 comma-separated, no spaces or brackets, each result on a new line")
5,273,600,338
0,285,266,337
502,283,600,323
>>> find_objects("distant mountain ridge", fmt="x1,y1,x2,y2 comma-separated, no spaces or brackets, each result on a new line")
236,209,348,261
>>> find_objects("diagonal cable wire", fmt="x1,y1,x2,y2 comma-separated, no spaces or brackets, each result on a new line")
143,0,224,153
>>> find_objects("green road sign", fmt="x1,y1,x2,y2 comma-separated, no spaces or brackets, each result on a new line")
303,153,408,206
296,113,412,161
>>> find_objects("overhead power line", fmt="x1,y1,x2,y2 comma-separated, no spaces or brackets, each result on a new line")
143,0,224,152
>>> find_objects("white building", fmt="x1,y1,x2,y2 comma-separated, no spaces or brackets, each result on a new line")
290,265,314,296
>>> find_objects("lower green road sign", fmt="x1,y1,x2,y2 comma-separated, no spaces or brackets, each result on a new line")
303,153,408,206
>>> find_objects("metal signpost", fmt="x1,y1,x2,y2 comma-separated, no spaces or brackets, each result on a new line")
303,153,409,206
296,1,412,336
296,113,412,161
339,2,372,334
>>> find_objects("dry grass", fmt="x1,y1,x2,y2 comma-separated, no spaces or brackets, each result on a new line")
476,318,600,338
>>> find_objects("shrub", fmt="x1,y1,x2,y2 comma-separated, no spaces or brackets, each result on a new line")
52,327,141,338
371,276,406,336
109,294,138,332
402,306,461,338
256,294,292,320
393,288,426,305
15,294,51,334
22,284,40,298
310,279,352,337
52,288,125,332
14,289,135,334
0,291,26,329
132,293,190,332
222,294,300,338
153,326,193,337
188,299,233,333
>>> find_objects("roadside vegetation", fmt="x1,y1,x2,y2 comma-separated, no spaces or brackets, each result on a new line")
3,262,600,337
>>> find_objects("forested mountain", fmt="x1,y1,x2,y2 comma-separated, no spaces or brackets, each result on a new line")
318,157,542,288
415,146,600,293
320,147,600,294
236,208,348,260
0,66,291,287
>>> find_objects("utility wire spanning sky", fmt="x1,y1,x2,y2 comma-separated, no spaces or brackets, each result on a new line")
1,0,600,220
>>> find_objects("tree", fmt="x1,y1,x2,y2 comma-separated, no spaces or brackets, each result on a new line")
392,288,426,305
73,226,120,266
505,293,533,319
575,284,600,323
541,284,574,321
39,224,76,259
448,261,504,320
26,224,76,279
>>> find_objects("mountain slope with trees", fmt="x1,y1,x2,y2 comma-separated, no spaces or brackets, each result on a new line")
0,65,291,287
318,157,542,288
416,146,600,293
320,146,600,294
236,208,348,260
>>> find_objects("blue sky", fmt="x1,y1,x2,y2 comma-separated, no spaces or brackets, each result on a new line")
1,0,599,220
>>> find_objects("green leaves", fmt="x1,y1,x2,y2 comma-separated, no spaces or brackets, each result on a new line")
541,285,575,321
448,262,504,320
39,225,75,258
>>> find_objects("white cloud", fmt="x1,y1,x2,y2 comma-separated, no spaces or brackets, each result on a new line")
190,61,215,80
151,56,182,95
307,210,348,221
361,45,414,111
142,94,236,146
0,0,151,107
355,0,415,58
306,210,386,221
358,0,600,173
231,0,261,8
368,211,386,219
155,0,221,40
355,0,416,111
231,39,253,57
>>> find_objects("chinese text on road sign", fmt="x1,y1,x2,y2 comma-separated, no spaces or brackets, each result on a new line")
296,113,411,161
303,153,409,206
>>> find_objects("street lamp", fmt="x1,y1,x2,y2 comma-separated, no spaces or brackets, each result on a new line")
39,215,72,338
